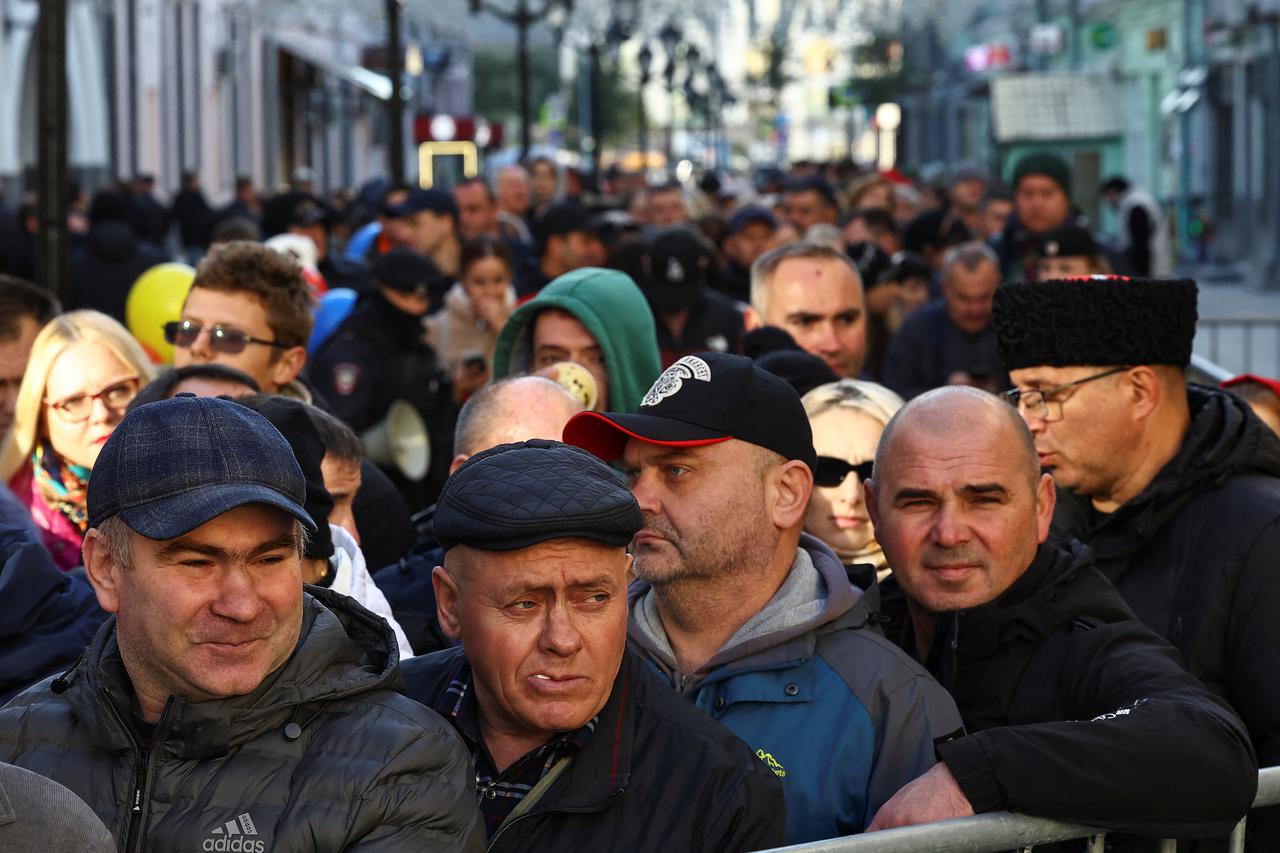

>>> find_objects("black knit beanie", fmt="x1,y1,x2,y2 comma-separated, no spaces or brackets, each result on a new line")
993,276,1199,370
231,395,335,561
1012,152,1073,196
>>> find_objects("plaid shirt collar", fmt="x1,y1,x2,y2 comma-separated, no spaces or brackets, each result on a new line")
437,659,598,837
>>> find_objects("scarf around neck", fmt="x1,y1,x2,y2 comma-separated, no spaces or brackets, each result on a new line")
33,441,91,533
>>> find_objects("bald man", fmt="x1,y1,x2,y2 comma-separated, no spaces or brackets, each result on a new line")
372,376,584,653
864,388,1256,837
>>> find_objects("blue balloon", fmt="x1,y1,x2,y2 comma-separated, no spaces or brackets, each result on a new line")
309,288,358,354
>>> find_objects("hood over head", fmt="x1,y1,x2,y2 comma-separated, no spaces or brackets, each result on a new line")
492,267,662,412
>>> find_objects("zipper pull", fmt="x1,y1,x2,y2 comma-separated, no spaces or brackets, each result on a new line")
132,787,142,813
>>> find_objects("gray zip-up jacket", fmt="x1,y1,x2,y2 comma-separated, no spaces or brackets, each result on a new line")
628,534,964,844
0,587,483,852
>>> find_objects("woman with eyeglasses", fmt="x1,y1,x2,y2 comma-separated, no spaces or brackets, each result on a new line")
0,311,155,569
801,379,904,582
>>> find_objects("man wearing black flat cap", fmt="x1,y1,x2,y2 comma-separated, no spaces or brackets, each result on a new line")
311,248,458,506
563,352,962,845
400,440,784,852
995,275,1280,848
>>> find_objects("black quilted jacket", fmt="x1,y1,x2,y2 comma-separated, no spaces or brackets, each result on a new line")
0,587,484,852
402,647,787,852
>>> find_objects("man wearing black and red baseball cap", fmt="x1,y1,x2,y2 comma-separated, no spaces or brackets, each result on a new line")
563,351,961,845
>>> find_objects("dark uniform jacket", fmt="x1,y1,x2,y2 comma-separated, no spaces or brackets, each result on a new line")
0,588,484,852
654,289,745,368
401,647,786,853
882,300,1008,400
1052,385,1280,846
309,291,458,507
883,540,1258,839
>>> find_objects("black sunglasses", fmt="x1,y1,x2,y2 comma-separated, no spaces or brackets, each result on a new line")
163,320,289,355
814,456,874,488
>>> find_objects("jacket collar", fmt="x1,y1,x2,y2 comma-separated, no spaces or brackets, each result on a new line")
901,540,1133,730
1055,385,1280,573
534,650,638,812
60,588,398,759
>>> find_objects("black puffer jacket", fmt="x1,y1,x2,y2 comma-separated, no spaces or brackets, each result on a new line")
883,541,1258,839
1052,386,1280,772
0,587,484,852
402,647,786,852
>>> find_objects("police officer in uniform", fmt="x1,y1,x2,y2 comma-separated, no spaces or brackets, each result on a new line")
310,248,457,509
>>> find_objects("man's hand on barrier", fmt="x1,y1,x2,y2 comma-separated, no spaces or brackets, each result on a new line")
866,761,975,831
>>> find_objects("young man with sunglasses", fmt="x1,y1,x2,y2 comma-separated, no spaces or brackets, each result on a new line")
171,241,313,399
563,351,962,845
995,275,1280,848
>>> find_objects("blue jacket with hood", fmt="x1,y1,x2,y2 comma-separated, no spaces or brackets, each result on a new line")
628,533,963,844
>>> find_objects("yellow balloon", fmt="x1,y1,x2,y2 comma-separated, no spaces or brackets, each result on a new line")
125,263,195,364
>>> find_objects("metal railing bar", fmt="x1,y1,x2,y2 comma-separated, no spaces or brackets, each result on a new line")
761,766,1280,853
1228,817,1247,853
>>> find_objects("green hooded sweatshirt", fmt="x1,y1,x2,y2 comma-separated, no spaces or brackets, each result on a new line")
493,267,663,412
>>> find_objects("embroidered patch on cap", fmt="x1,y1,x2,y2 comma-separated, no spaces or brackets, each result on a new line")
641,355,712,408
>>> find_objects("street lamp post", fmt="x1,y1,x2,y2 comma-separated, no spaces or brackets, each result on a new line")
683,44,701,164
658,23,681,168
36,0,68,304
386,0,406,183
470,0,573,160
637,43,653,168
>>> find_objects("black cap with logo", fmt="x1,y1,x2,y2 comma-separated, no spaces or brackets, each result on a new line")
563,351,817,471
640,228,715,313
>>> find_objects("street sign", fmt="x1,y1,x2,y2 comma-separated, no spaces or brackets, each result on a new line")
1090,22,1118,51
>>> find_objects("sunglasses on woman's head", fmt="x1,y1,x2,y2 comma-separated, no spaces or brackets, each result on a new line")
814,456,874,488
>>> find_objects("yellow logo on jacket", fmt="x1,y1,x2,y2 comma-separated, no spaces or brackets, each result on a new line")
755,748,786,778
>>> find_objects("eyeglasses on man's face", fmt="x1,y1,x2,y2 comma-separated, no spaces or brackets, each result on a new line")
45,376,140,422
814,456,875,489
1002,366,1131,422
163,320,289,355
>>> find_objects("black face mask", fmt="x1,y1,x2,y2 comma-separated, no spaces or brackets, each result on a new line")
646,280,702,314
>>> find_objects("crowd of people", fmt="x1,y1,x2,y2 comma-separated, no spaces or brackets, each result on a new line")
0,149,1278,851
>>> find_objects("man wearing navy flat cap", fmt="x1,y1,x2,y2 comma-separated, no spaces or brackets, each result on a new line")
563,351,963,845
719,205,778,303
384,187,463,279
400,439,785,852
0,396,483,851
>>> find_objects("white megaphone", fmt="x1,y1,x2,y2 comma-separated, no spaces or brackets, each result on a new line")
361,399,430,481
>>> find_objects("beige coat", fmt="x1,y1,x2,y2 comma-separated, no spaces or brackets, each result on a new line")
425,282,515,372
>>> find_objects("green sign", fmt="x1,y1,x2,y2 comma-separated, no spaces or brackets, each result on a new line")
829,84,858,109
1090,22,1118,51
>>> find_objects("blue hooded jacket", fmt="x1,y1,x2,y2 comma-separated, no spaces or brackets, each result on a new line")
0,525,107,704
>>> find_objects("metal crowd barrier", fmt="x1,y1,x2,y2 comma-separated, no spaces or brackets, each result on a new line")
762,766,1280,853
1196,317,1280,377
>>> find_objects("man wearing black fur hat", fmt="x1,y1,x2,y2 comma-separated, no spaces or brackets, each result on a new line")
995,275,1280,848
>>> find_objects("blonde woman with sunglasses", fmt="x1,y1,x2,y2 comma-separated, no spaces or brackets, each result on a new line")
0,311,155,568
801,379,905,583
